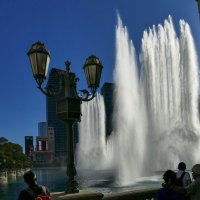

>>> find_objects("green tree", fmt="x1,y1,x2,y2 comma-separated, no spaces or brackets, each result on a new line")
0,137,8,145
0,137,32,170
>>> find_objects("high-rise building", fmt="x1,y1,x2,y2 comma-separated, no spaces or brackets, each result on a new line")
38,122,48,137
101,82,115,137
33,127,55,165
25,136,34,159
46,68,77,159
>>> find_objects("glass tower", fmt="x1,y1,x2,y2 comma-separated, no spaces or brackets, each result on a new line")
38,122,48,137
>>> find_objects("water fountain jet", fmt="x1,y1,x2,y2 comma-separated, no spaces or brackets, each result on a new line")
77,15,200,186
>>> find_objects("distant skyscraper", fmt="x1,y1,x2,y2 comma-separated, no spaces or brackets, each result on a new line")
101,82,114,137
33,127,55,165
38,122,48,137
25,136,34,159
46,68,77,159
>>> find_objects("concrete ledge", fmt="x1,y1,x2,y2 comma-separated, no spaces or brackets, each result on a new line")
51,190,104,200
51,188,159,200
103,188,158,200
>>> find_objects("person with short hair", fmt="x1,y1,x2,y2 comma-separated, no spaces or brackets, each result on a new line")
156,170,185,200
176,162,192,187
18,170,50,200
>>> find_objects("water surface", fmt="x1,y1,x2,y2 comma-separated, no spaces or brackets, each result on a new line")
0,168,163,200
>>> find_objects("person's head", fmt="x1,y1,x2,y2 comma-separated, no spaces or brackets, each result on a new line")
23,170,37,186
191,164,200,180
178,162,186,171
163,170,176,184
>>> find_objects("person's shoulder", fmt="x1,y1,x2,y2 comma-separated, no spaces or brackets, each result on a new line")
156,188,169,200
185,171,190,176
40,185,49,190
157,187,184,199
156,188,169,196
177,170,183,174
184,171,191,178
19,189,30,195
176,170,183,177
18,189,32,200
40,185,50,196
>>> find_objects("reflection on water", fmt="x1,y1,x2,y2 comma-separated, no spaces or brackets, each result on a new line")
0,168,163,200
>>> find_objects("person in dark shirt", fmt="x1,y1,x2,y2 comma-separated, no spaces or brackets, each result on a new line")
18,170,50,200
156,170,185,200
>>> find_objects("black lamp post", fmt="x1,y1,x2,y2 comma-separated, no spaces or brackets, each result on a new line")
27,41,103,194
195,0,200,18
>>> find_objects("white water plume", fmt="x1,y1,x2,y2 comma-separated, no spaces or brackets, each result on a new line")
111,15,148,185
77,15,200,186
76,93,109,170
140,16,200,171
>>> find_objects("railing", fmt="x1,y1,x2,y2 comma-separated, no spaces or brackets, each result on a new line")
103,188,158,200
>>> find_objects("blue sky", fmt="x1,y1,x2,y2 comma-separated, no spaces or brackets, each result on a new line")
0,0,200,149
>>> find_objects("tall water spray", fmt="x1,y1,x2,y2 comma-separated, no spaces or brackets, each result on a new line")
140,16,200,171
76,94,108,170
77,15,200,186
111,16,148,185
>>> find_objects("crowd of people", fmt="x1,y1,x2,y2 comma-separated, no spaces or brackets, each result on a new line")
157,162,200,200
18,162,200,200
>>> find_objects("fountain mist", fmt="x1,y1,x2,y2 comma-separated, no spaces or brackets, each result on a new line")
140,16,200,171
111,16,148,185
77,15,200,186
76,94,108,170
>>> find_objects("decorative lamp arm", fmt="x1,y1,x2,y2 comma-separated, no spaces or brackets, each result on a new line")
80,89,96,101
71,77,96,102
36,78,63,97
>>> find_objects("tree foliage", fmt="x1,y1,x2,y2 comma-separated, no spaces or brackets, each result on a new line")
0,137,8,145
0,137,32,170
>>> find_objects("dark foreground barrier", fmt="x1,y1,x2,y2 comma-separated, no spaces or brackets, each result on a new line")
51,190,104,200
103,188,158,200
51,188,159,200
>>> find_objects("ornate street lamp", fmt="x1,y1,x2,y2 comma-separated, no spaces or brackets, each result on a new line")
27,41,50,88
27,41,103,194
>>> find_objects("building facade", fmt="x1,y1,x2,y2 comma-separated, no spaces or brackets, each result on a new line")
24,136,34,159
33,127,55,165
101,82,115,137
38,122,48,137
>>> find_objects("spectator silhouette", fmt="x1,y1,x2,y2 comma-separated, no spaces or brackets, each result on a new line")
163,164,200,200
176,162,192,187
156,170,185,200
18,170,50,200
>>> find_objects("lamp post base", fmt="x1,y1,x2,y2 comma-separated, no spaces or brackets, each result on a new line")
65,180,79,194
65,121,79,194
